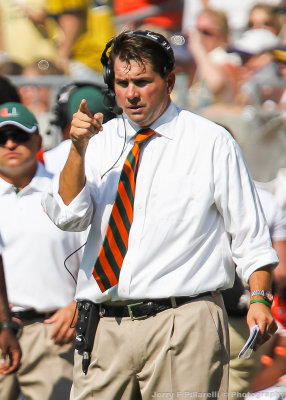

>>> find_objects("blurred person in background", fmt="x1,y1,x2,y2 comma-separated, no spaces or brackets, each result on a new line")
42,81,116,174
232,28,283,106
203,27,284,115
17,59,65,152
182,0,286,41
185,8,241,111
44,0,115,80
0,0,57,69
248,4,282,35
0,102,85,400
19,59,65,115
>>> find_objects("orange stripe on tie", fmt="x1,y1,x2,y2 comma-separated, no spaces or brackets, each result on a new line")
124,158,136,196
117,184,133,225
93,247,118,289
105,225,124,267
112,203,129,248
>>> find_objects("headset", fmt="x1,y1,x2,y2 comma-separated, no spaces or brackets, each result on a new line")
50,81,115,130
100,30,175,115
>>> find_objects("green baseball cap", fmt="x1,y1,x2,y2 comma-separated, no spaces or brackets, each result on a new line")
0,102,38,133
67,86,106,122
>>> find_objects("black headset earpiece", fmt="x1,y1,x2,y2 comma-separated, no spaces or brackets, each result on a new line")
101,38,123,115
51,82,77,130
100,31,175,116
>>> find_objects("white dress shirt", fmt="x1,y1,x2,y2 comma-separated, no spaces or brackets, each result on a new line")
42,102,278,303
43,139,72,174
0,162,85,312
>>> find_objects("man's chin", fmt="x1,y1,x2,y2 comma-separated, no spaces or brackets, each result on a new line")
126,111,147,125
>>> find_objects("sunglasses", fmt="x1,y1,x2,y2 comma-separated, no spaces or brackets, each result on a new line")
0,130,31,146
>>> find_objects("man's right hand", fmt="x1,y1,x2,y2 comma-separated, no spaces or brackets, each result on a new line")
70,99,103,154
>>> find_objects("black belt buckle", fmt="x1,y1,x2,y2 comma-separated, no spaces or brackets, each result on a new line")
127,302,147,320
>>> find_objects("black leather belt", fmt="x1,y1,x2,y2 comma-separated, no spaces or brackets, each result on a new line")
12,309,57,321
99,292,211,320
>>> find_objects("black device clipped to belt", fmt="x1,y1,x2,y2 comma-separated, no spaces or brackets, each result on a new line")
75,301,99,375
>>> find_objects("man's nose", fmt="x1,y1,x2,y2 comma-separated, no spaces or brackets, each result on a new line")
126,85,139,102
5,139,17,150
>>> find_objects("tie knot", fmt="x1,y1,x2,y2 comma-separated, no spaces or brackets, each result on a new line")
135,128,155,145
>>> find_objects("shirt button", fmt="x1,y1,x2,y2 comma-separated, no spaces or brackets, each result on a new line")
138,204,142,209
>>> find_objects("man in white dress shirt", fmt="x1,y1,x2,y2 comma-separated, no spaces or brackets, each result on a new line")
42,31,279,400
0,102,85,399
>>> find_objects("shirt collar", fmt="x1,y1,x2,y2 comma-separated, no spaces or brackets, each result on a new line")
0,162,53,195
124,101,180,141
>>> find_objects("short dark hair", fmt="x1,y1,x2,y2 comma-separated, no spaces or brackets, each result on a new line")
109,31,175,79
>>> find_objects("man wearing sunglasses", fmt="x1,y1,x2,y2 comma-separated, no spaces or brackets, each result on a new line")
0,102,84,399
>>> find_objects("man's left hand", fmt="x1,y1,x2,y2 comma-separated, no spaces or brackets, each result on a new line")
44,301,77,345
247,302,278,349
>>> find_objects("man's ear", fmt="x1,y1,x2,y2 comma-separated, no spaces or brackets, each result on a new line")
36,133,42,151
166,71,176,94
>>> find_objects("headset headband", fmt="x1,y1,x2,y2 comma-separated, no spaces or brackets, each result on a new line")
101,30,175,84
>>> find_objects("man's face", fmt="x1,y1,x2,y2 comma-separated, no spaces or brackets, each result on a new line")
0,126,41,177
114,57,175,127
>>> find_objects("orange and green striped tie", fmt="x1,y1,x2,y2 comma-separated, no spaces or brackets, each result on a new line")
92,128,156,292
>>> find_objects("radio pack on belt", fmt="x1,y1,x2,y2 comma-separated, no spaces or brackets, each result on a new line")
75,301,99,374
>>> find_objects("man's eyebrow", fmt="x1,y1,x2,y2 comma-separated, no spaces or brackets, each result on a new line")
115,77,151,82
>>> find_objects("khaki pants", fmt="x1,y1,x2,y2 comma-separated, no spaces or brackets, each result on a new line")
0,321,74,400
71,292,229,400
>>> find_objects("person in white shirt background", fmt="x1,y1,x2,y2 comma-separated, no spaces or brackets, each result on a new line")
42,30,279,400
0,102,85,400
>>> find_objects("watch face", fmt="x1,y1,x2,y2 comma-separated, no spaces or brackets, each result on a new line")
266,291,274,302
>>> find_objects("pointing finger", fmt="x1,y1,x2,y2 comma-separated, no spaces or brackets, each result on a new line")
78,99,93,117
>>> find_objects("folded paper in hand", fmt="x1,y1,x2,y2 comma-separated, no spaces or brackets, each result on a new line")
238,325,260,359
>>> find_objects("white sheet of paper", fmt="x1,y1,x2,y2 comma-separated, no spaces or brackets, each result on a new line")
238,325,260,359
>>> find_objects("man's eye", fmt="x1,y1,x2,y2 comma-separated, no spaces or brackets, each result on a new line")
116,81,128,87
135,80,149,87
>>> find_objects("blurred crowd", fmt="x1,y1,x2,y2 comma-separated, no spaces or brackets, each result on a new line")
2,1,286,123
0,1,286,399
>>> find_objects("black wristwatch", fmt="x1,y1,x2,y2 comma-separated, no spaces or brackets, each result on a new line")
250,290,274,305
0,320,20,335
